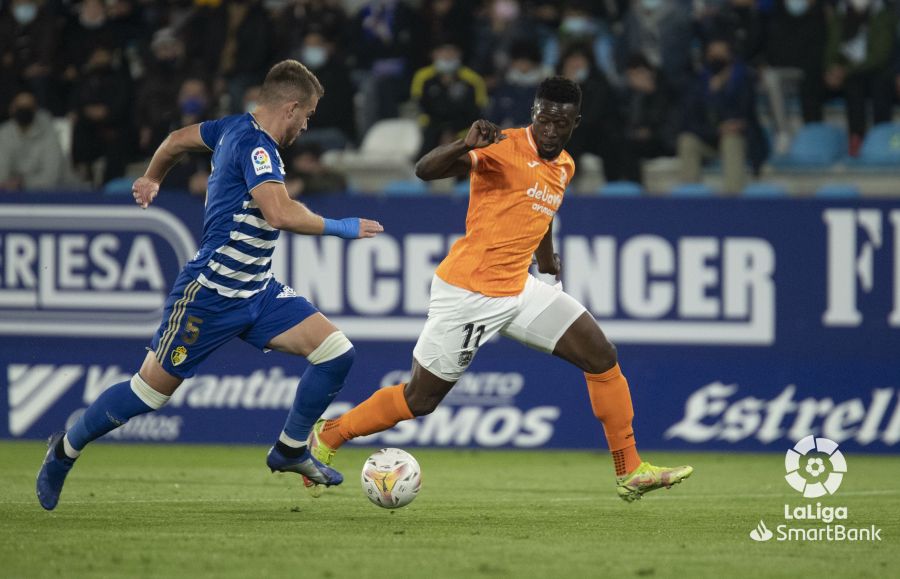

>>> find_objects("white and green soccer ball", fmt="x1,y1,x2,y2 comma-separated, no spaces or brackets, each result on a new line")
361,448,422,509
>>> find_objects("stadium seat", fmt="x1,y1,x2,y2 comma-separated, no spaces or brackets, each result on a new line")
598,181,643,196
359,119,423,160
102,177,134,195
52,117,73,159
770,123,846,169
855,122,900,166
383,179,429,196
321,118,423,192
670,183,715,197
742,182,789,197
815,183,861,198
452,180,470,196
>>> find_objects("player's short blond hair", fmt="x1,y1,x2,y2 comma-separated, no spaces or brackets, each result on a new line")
259,60,324,106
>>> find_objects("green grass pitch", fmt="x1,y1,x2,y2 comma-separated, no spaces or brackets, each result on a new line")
2,441,898,578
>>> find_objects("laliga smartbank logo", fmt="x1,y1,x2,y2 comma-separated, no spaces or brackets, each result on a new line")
749,436,882,543
784,435,846,497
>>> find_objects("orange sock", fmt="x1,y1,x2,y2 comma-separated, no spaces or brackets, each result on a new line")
320,384,414,450
585,364,642,476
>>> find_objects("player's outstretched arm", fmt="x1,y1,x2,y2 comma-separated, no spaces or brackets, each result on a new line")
133,124,209,209
414,120,506,181
251,181,383,238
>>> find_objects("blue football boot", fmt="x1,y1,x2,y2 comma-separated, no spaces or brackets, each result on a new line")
266,445,343,490
36,431,76,511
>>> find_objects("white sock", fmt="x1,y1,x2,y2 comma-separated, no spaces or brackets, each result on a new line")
62,434,81,459
278,432,306,448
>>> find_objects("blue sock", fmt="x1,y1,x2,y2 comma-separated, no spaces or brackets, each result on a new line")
66,375,168,451
280,347,355,446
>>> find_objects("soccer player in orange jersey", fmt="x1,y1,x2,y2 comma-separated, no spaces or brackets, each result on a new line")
308,77,693,501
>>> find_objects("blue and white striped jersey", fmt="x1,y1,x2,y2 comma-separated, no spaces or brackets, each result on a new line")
184,113,286,298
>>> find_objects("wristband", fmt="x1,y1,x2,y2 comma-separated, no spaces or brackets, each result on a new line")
322,217,360,239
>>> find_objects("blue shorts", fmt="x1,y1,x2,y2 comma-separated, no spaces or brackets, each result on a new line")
150,270,318,378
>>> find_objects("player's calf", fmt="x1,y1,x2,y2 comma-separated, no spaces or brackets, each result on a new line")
36,374,170,510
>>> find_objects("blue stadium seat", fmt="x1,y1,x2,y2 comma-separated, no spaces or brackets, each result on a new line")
103,177,134,195
815,183,861,198
670,183,715,197
452,180,470,196
383,179,429,196
855,122,900,166
742,182,789,197
599,181,643,196
770,123,846,169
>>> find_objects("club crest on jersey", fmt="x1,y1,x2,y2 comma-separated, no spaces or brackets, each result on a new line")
171,346,188,366
252,147,272,175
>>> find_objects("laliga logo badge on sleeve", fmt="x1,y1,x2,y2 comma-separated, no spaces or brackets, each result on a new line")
251,147,272,175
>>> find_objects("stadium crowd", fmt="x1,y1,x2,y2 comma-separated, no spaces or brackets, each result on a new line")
2,0,900,195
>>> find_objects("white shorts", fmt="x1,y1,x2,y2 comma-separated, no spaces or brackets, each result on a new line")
412,275,588,382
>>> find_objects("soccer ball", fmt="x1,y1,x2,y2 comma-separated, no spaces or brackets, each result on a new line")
361,448,422,509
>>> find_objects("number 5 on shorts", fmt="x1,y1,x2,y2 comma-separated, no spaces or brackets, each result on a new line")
181,315,204,345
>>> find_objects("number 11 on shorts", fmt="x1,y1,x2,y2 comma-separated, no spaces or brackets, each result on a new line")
462,323,485,349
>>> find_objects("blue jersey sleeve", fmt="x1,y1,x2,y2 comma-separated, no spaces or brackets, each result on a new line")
199,118,226,151
239,134,285,191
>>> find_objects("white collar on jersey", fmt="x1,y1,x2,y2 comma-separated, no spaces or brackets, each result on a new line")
249,112,280,145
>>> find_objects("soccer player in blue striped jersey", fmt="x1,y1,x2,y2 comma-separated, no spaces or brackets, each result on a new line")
36,60,383,510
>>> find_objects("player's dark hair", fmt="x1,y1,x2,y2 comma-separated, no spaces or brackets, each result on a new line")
535,76,582,110
260,60,324,106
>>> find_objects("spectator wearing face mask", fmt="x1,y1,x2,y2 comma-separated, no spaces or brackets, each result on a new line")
558,43,625,182
553,1,620,85
762,0,828,153
677,38,767,194
0,91,69,191
411,41,487,155
824,0,896,156
273,0,350,59
0,0,60,116
618,0,694,93
290,31,356,149
162,78,215,196
487,41,547,128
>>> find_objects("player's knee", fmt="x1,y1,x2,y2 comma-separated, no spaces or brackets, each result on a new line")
583,340,617,374
308,332,355,378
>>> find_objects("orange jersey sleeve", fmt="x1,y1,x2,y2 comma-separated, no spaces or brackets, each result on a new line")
435,126,575,297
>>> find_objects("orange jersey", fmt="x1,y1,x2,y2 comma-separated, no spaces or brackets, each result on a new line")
435,126,575,297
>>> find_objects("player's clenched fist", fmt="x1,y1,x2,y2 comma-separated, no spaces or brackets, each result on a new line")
464,120,506,150
132,176,160,209
358,219,384,238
